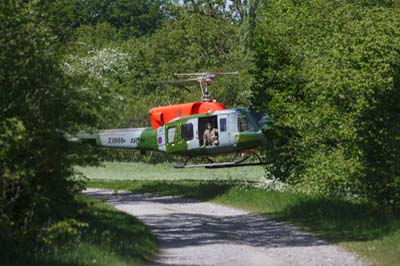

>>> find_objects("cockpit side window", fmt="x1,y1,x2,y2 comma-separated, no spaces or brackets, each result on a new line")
237,109,265,132
181,123,194,141
238,115,247,132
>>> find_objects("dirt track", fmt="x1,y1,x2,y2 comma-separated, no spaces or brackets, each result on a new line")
85,188,365,266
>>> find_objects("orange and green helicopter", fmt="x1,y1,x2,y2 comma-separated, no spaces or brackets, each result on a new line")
69,72,271,168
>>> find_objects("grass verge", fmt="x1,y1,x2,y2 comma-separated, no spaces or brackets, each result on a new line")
1,196,157,266
88,179,400,266
76,161,265,181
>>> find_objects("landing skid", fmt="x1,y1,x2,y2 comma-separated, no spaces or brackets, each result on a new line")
174,153,265,169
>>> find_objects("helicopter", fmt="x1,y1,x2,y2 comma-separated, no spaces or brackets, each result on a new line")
69,72,271,168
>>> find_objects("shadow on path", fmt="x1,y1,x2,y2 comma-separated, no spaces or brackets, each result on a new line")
85,189,327,250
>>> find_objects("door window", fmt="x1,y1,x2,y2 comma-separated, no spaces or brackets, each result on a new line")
219,118,227,132
182,123,194,141
167,127,176,144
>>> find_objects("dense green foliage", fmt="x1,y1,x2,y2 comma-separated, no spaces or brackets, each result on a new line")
1,0,76,250
72,0,165,38
2,0,400,261
1,197,157,266
252,0,400,209
0,0,111,256
68,9,253,129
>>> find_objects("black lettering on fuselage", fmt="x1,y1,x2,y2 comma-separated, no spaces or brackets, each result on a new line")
130,137,140,145
108,137,126,145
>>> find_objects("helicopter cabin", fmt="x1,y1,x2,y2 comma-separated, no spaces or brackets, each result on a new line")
149,101,227,129
156,108,268,155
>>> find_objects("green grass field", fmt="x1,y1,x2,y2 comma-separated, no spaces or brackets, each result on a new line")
84,162,400,266
2,197,157,266
76,161,265,181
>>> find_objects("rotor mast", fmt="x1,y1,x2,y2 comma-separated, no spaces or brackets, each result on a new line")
199,77,212,102
174,72,238,102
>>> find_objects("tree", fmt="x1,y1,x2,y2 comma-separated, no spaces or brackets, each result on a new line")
252,0,400,209
64,2,255,128
121,10,253,121
180,0,255,21
72,0,166,38
0,0,108,253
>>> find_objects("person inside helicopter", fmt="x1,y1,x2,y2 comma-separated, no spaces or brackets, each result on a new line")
202,122,219,147
238,115,248,132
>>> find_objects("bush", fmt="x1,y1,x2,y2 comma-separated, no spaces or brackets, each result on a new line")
252,0,400,210
0,0,100,252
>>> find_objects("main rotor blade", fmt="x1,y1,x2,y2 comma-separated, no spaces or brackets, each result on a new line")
154,78,199,86
174,71,239,77
151,80,195,92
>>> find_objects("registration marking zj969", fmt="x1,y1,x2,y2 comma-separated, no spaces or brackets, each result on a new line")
108,137,126,144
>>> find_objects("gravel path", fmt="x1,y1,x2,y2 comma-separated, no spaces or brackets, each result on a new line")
84,188,365,266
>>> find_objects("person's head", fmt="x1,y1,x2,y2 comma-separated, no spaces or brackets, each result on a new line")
207,122,212,129
240,122,246,131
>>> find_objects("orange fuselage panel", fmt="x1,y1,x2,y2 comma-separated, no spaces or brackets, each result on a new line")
149,101,226,129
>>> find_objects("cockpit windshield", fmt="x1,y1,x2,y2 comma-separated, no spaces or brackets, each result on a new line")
250,110,270,128
236,108,269,132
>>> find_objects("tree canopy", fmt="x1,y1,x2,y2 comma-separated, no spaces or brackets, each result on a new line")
252,0,400,208
1,0,400,257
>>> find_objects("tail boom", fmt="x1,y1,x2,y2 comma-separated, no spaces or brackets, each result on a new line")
70,127,158,151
